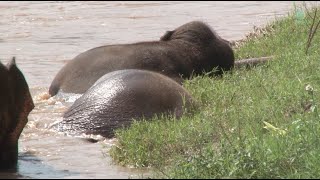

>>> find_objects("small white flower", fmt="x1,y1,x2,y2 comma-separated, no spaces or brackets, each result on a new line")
305,84,314,92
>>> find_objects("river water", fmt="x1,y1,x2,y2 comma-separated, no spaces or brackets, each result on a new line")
0,1,306,179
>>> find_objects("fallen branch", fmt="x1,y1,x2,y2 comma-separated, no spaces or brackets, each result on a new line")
306,7,319,54
234,56,274,69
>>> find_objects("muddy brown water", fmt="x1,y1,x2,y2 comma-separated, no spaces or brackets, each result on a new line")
0,1,308,179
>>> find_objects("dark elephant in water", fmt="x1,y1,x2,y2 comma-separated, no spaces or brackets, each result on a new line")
49,21,234,95
58,69,196,138
0,57,34,171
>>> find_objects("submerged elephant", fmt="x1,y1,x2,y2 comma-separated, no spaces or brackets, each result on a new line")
58,69,196,138
49,21,234,95
0,57,34,170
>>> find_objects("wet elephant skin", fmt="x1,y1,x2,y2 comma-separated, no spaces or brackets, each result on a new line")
58,69,196,138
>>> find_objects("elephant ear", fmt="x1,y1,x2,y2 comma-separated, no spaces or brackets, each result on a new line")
7,57,34,136
160,30,174,41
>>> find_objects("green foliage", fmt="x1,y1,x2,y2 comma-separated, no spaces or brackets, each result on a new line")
109,5,320,179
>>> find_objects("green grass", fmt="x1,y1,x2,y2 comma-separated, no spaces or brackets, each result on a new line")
109,6,320,178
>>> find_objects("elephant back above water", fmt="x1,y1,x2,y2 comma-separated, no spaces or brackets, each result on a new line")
58,69,196,138
49,21,234,95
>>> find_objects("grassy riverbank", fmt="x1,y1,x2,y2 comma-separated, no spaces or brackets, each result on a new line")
109,5,320,178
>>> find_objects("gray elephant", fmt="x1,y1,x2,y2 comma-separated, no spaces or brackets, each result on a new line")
49,21,234,95
58,69,197,138
0,57,34,171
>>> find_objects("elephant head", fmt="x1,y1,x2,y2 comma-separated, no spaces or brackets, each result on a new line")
0,57,34,171
160,21,235,76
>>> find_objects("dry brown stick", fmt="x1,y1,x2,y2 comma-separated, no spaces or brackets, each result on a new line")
306,8,319,55
306,18,320,55
306,8,317,46
234,56,274,69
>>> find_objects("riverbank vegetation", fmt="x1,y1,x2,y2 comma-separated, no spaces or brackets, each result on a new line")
109,4,320,178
